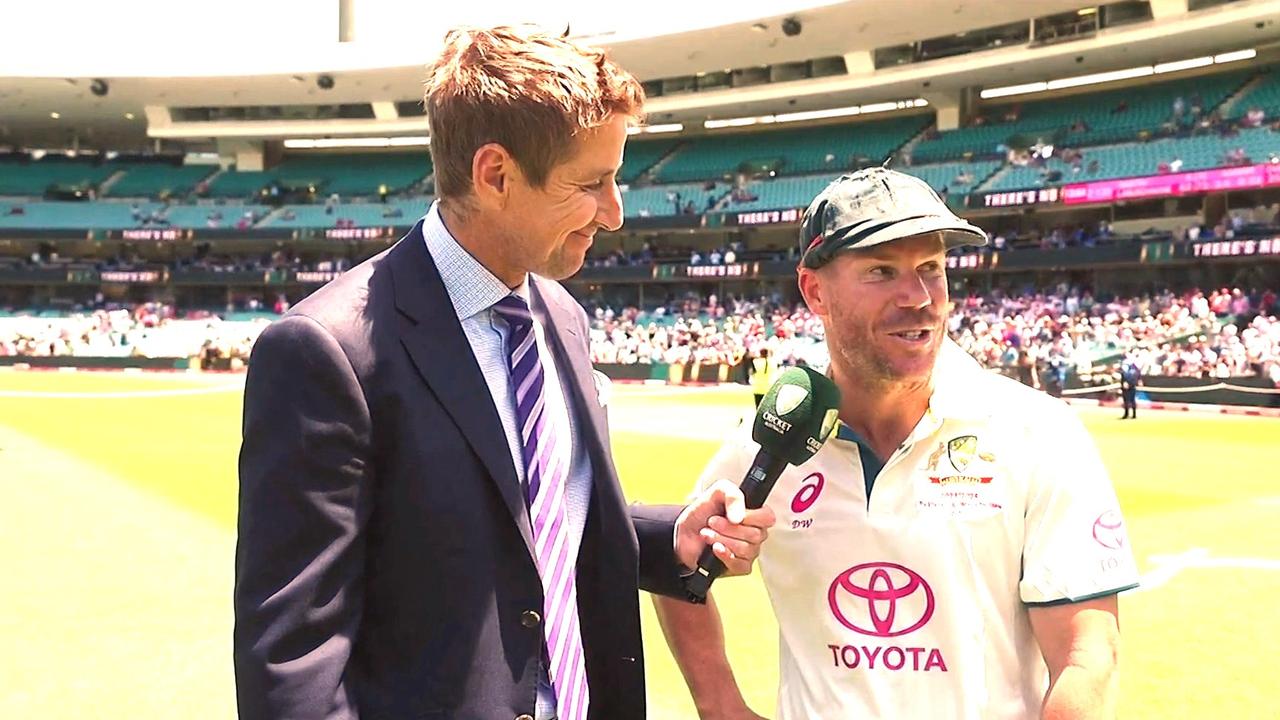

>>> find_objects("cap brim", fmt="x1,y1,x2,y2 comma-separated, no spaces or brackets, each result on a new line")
851,214,988,250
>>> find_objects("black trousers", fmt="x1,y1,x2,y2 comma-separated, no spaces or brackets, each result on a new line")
1122,386,1137,416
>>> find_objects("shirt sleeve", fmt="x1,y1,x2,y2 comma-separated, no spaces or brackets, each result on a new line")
690,423,758,500
1019,403,1141,605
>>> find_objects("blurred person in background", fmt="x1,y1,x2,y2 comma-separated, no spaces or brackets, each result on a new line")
1120,352,1142,419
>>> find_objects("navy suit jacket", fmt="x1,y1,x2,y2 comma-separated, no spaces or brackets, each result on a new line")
234,220,687,720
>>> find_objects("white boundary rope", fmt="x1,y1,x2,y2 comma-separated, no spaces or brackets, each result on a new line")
0,385,243,399
1061,381,1280,396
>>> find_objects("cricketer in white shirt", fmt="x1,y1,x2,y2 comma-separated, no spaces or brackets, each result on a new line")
657,168,1137,719
686,340,1139,719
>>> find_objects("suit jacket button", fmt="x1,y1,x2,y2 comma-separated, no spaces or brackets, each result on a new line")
516,715,535,720
521,610,541,628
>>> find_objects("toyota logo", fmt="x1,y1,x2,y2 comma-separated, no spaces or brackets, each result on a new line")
1092,511,1127,550
828,562,935,638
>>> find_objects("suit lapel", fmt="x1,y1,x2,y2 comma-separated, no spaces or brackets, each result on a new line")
530,279,638,608
390,223,535,559
530,278,612,465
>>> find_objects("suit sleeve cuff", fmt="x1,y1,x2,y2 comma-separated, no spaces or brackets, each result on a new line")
630,503,691,600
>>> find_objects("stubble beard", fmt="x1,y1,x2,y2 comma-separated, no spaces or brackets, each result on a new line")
830,321,939,394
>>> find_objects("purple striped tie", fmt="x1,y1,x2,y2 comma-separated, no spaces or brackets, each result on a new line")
492,295,589,720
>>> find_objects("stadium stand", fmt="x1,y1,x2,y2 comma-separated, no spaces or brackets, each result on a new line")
258,198,431,228
718,160,1001,213
722,175,831,213
620,139,678,183
0,157,116,196
1226,66,1280,118
621,181,725,217
983,126,1280,192
652,115,929,183
105,163,215,198
0,200,150,229
205,152,432,198
163,203,271,228
912,69,1255,163
3,68,1272,226
0,201,270,229
901,160,1003,195
581,288,1280,384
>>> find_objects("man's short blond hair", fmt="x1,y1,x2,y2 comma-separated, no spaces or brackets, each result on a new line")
423,26,644,204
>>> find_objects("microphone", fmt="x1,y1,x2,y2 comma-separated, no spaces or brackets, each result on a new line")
683,366,841,603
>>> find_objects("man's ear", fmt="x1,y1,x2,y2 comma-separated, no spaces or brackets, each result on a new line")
798,267,827,315
471,143,515,209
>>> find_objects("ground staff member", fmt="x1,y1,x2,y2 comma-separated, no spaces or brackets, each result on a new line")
749,347,778,408
234,26,773,720
1120,354,1141,419
655,168,1139,720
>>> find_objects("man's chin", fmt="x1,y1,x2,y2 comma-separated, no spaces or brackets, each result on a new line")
882,348,940,384
538,255,587,281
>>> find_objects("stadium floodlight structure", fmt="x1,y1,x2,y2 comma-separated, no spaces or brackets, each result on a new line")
282,136,430,149
981,47,1259,99
703,99,928,130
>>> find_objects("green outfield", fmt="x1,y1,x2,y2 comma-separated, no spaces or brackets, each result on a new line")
1,369,1275,719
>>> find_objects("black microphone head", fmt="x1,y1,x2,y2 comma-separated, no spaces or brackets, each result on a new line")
752,366,841,466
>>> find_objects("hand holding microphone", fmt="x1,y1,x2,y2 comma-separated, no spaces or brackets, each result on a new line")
677,366,841,603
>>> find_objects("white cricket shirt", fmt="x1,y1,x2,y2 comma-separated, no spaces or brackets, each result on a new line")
694,341,1139,720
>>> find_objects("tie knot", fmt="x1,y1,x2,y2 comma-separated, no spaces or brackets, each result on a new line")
492,295,532,327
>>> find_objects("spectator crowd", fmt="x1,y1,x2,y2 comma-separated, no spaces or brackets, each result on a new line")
585,286,1280,389
3,288,1278,389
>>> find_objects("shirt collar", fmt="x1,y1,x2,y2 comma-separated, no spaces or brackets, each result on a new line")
420,201,520,320
925,339,994,422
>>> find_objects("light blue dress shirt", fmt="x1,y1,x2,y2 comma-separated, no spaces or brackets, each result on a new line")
421,202,592,720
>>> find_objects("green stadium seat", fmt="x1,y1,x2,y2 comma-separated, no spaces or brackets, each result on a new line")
620,182,725,217
914,69,1255,163
983,127,1280,192
1228,66,1280,119
721,161,1000,213
620,139,678,183
653,116,929,184
258,198,431,228
106,164,216,198
0,158,115,196
0,201,270,229
206,152,432,199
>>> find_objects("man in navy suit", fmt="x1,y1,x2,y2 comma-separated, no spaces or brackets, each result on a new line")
234,26,775,720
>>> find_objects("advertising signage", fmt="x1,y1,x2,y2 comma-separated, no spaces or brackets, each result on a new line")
322,226,402,240
975,187,1062,209
946,252,986,271
1062,163,1280,205
1144,236,1280,262
727,208,805,227
653,262,763,279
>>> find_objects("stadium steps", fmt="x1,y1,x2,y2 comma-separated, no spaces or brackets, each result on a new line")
202,168,227,193
974,163,1014,194
710,188,736,212
97,170,127,196
254,207,289,228
1217,72,1267,118
633,141,688,186
896,123,936,166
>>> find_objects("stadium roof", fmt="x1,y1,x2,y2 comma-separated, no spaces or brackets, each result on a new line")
1,0,1279,150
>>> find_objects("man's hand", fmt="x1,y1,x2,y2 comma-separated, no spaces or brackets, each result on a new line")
674,479,776,575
